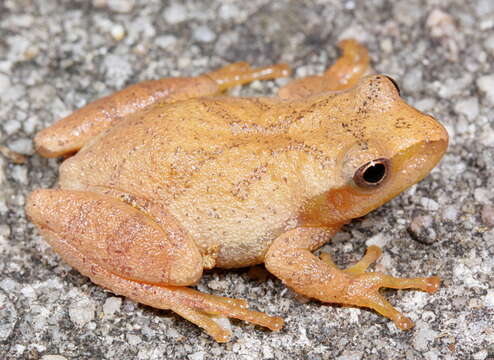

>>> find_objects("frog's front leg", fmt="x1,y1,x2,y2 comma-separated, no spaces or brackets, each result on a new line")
278,39,373,99
26,189,283,342
35,61,290,158
265,227,440,330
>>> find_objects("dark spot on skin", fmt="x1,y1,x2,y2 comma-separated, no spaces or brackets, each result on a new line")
395,117,411,129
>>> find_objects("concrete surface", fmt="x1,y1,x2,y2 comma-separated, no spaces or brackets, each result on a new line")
1,0,493,359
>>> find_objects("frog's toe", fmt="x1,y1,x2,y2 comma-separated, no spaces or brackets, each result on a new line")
168,287,283,341
319,245,382,275
344,272,440,330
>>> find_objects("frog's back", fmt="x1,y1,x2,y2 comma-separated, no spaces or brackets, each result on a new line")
59,96,308,191
58,96,334,267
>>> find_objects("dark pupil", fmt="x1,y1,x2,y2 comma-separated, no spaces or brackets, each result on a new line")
363,163,386,183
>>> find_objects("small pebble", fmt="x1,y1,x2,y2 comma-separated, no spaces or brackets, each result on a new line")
3,120,21,135
454,97,479,121
484,34,494,56
474,188,492,205
8,138,34,155
193,25,216,43
413,321,438,351
0,73,11,94
337,350,364,360
477,74,494,103
92,0,108,8
380,38,393,54
219,4,240,20
103,297,122,317
414,98,436,113
484,289,494,307
474,0,494,16
126,333,142,346
393,1,423,27
103,54,133,88
107,0,135,13
438,75,472,98
338,25,369,43
365,233,389,248
420,197,439,211
442,205,458,222
408,215,437,244
426,9,456,38
156,35,177,50
163,3,187,24
481,205,494,227
402,68,423,93
41,356,68,360
111,24,126,41
0,290,17,341
188,351,205,360
11,165,28,184
68,298,95,327
480,124,494,147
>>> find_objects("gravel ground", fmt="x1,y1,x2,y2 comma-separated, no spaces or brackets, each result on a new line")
1,1,493,359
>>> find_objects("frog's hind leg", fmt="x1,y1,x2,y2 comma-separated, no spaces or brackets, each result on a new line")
35,75,222,158
278,39,373,99
36,62,291,159
320,245,382,275
206,61,291,91
26,189,283,342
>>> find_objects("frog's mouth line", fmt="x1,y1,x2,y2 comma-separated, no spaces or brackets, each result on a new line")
322,137,448,224
387,138,448,198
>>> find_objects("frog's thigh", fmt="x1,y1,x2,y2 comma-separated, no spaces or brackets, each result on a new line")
278,39,372,99
26,189,203,285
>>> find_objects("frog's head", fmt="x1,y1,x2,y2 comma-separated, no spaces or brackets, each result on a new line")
322,75,449,224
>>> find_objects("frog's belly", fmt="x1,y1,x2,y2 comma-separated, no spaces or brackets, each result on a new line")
168,188,302,269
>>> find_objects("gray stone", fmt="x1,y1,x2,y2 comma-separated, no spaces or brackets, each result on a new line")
163,3,187,24
107,0,135,13
103,297,122,317
8,138,34,155
454,97,479,121
193,25,216,43
69,298,96,327
402,68,423,93
0,290,17,341
477,74,494,103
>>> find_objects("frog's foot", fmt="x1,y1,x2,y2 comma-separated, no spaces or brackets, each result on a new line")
340,271,440,330
320,245,440,330
206,61,292,92
265,228,440,331
167,287,284,342
278,39,373,99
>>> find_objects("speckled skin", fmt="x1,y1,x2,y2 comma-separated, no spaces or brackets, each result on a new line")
26,41,449,342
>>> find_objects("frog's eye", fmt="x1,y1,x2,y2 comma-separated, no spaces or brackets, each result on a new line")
385,76,401,95
353,158,390,188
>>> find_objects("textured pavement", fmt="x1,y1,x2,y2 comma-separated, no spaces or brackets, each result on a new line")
1,1,493,359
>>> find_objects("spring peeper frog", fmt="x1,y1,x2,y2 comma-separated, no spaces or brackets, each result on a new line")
26,40,448,342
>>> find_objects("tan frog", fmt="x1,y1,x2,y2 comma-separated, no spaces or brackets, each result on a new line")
26,40,448,342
